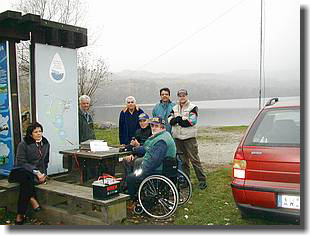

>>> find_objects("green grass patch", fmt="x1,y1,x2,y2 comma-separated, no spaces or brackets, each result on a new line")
95,128,119,146
216,125,248,133
197,135,226,142
123,166,293,226
172,166,291,226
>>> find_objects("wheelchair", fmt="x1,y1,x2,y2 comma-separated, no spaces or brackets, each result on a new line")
133,158,192,219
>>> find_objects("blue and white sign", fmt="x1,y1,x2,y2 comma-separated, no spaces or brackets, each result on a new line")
0,41,14,176
35,43,79,175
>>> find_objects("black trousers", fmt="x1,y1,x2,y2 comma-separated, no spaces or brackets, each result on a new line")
10,169,37,214
126,174,145,201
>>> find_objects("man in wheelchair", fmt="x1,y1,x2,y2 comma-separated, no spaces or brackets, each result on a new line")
126,116,177,200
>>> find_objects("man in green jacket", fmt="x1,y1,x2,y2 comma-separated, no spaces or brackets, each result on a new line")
126,116,177,199
78,95,96,143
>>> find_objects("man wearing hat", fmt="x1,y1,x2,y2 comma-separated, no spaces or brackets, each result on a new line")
169,89,207,190
126,116,177,200
122,113,152,176
130,113,152,148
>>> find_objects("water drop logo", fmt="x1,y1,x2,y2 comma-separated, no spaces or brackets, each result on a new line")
49,53,65,83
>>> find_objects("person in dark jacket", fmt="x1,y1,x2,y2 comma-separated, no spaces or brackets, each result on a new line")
132,113,152,147
8,122,50,225
119,96,144,145
78,95,96,143
123,113,152,177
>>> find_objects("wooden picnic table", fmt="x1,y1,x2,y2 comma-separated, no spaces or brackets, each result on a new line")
60,147,131,184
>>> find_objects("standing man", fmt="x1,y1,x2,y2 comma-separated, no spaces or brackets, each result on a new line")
168,89,207,190
152,88,175,133
78,95,96,143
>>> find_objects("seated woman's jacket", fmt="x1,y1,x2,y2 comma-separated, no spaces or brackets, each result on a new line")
15,136,50,175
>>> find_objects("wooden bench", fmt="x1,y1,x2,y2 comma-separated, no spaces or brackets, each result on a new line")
0,179,130,225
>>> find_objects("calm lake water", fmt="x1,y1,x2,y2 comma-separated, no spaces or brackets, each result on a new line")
93,96,300,127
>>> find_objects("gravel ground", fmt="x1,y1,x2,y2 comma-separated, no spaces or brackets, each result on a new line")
196,127,246,171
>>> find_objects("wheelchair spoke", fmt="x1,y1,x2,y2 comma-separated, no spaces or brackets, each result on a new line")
145,184,156,196
146,180,157,196
158,198,174,214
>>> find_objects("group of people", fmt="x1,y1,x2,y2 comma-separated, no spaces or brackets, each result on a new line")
9,87,207,224
78,87,207,198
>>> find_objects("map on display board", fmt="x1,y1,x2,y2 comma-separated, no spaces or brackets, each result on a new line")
35,43,79,175
0,41,14,176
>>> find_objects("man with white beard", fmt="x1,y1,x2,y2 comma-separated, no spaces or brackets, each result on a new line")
126,116,176,200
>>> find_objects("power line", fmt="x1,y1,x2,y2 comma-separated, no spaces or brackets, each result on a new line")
135,0,248,71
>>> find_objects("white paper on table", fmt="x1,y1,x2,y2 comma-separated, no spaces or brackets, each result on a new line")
90,140,110,152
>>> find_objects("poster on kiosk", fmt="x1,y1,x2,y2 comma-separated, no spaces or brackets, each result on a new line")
0,41,14,176
35,43,79,175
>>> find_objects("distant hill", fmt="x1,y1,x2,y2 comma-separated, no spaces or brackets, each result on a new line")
94,69,300,106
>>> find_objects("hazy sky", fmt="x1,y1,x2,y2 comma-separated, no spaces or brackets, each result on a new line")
85,0,300,74
0,0,300,75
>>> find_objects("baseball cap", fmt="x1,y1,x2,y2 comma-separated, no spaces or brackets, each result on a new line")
177,89,188,96
149,116,165,125
138,113,149,121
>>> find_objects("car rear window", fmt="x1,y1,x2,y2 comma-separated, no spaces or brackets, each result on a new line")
244,107,300,147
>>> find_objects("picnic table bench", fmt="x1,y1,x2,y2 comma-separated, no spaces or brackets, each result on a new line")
0,179,130,225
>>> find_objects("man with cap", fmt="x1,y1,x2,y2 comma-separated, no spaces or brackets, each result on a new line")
130,113,152,148
169,89,207,190
122,113,152,177
126,116,177,200
152,87,176,133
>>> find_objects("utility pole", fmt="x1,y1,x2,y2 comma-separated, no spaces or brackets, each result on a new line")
259,0,264,110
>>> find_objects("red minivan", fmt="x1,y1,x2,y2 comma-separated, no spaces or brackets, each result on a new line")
231,98,300,223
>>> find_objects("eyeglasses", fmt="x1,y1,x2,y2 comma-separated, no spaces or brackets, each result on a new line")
127,101,134,104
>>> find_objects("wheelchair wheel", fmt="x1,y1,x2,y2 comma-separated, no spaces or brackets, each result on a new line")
134,203,144,215
177,170,192,206
138,175,179,219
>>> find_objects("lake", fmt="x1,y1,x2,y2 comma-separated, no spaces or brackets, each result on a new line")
93,96,300,127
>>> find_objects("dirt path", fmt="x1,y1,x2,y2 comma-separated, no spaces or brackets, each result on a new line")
196,127,246,171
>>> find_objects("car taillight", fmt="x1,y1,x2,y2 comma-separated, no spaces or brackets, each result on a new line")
233,147,247,179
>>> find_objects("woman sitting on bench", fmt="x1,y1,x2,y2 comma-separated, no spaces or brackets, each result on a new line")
9,122,50,225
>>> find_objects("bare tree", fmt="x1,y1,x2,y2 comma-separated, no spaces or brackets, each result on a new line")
11,0,110,109
13,0,86,26
78,50,111,106
13,0,87,74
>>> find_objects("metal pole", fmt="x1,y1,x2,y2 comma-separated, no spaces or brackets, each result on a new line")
259,0,263,110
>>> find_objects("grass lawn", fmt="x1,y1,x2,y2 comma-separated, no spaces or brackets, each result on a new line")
216,125,248,133
122,166,292,226
0,127,295,226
